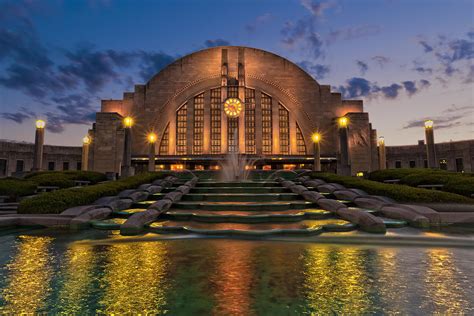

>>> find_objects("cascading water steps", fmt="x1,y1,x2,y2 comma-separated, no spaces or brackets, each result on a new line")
92,178,408,235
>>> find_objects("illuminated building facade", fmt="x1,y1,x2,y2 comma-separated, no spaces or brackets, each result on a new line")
88,46,379,174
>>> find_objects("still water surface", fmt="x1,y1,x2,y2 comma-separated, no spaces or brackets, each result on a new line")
0,229,473,315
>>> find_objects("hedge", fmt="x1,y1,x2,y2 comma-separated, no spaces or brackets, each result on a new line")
26,170,107,185
18,172,170,214
369,169,474,197
312,172,474,204
0,178,37,200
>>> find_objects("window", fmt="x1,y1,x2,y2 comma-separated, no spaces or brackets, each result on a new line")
279,104,290,154
261,93,272,154
193,93,204,154
455,158,464,172
439,159,448,170
76,162,82,170
0,159,6,177
228,117,239,153
159,124,170,155
15,160,24,172
48,161,55,171
395,161,402,168
210,88,221,154
227,86,240,153
176,103,187,155
245,88,256,154
63,161,69,171
296,124,306,155
409,160,416,168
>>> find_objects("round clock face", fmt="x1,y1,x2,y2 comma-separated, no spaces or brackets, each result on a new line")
224,98,242,118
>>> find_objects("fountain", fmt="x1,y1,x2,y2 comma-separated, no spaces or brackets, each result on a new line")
218,150,260,182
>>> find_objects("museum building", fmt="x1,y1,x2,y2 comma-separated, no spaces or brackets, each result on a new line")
88,46,378,174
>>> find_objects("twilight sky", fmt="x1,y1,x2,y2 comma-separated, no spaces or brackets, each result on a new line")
0,0,473,146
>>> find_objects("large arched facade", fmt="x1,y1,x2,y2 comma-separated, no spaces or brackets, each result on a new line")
90,46,379,174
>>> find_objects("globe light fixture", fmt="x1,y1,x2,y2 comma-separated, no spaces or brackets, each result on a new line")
35,119,46,129
123,116,134,128
147,132,157,143
338,117,348,128
311,132,321,143
83,135,91,145
424,120,434,129
378,136,385,146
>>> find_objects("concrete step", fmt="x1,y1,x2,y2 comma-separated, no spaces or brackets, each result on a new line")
179,193,303,202
195,181,282,188
167,200,319,211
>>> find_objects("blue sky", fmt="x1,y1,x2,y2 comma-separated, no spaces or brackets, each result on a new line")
0,0,473,146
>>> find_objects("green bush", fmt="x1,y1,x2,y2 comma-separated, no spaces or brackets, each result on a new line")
312,172,474,204
0,178,37,200
27,173,75,188
26,170,106,184
18,172,170,214
369,168,474,197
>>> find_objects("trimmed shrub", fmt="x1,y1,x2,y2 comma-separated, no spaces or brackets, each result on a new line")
369,168,474,197
0,178,37,200
312,172,474,204
18,172,170,214
27,173,75,188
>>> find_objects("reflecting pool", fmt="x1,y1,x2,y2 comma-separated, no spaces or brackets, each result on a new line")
0,229,473,314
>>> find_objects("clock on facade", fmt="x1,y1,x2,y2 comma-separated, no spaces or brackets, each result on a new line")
224,98,242,118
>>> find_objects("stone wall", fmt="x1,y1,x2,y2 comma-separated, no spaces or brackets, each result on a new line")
0,140,82,177
386,139,474,172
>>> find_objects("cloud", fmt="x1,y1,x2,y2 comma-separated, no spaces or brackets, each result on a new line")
58,45,136,92
245,13,272,32
300,0,334,17
371,55,390,68
297,61,330,79
403,104,473,131
418,40,434,53
1,112,31,124
204,39,230,48
337,78,430,99
356,60,368,75
137,51,175,81
281,19,324,59
413,66,433,74
326,25,381,45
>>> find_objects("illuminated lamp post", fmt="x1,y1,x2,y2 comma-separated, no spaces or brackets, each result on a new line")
378,136,386,170
32,120,45,171
311,132,321,171
147,132,157,172
121,116,135,177
82,135,91,171
424,120,437,168
337,116,351,176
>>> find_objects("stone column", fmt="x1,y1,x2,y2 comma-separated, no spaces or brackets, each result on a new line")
338,117,351,176
148,142,155,172
81,135,91,171
272,100,280,154
32,120,45,171
203,90,211,154
424,120,437,168
186,97,194,155
378,136,386,170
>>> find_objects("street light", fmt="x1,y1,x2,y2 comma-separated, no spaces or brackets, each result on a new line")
82,135,91,171
378,136,386,170
424,120,434,129
338,116,349,128
122,116,134,177
147,132,157,172
312,132,321,171
337,116,350,175
32,120,46,171
424,119,437,168
123,116,134,128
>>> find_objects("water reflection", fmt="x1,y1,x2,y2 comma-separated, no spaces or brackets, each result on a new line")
0,235,54,314
303,245,371,314
423,248,472,314
97,241,168,314
57,243,96,314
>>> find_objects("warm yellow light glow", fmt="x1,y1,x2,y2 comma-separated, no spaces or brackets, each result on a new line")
224,98,242,118
35,119,46,129
170,164,184,171
147,132,157,143
82,135,91,145
311,132,321,143
338,117,349,128
356,172,364,177
378,136,385,146
424,120,434,129
123,116,134,128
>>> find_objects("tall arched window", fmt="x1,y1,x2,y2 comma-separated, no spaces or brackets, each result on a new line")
193,93,204,154
296,124,307,155
245,88,256,154
159,124,169,155
261,93,272,154
176,103,187,155
279,104,290,154
210,88,221,154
